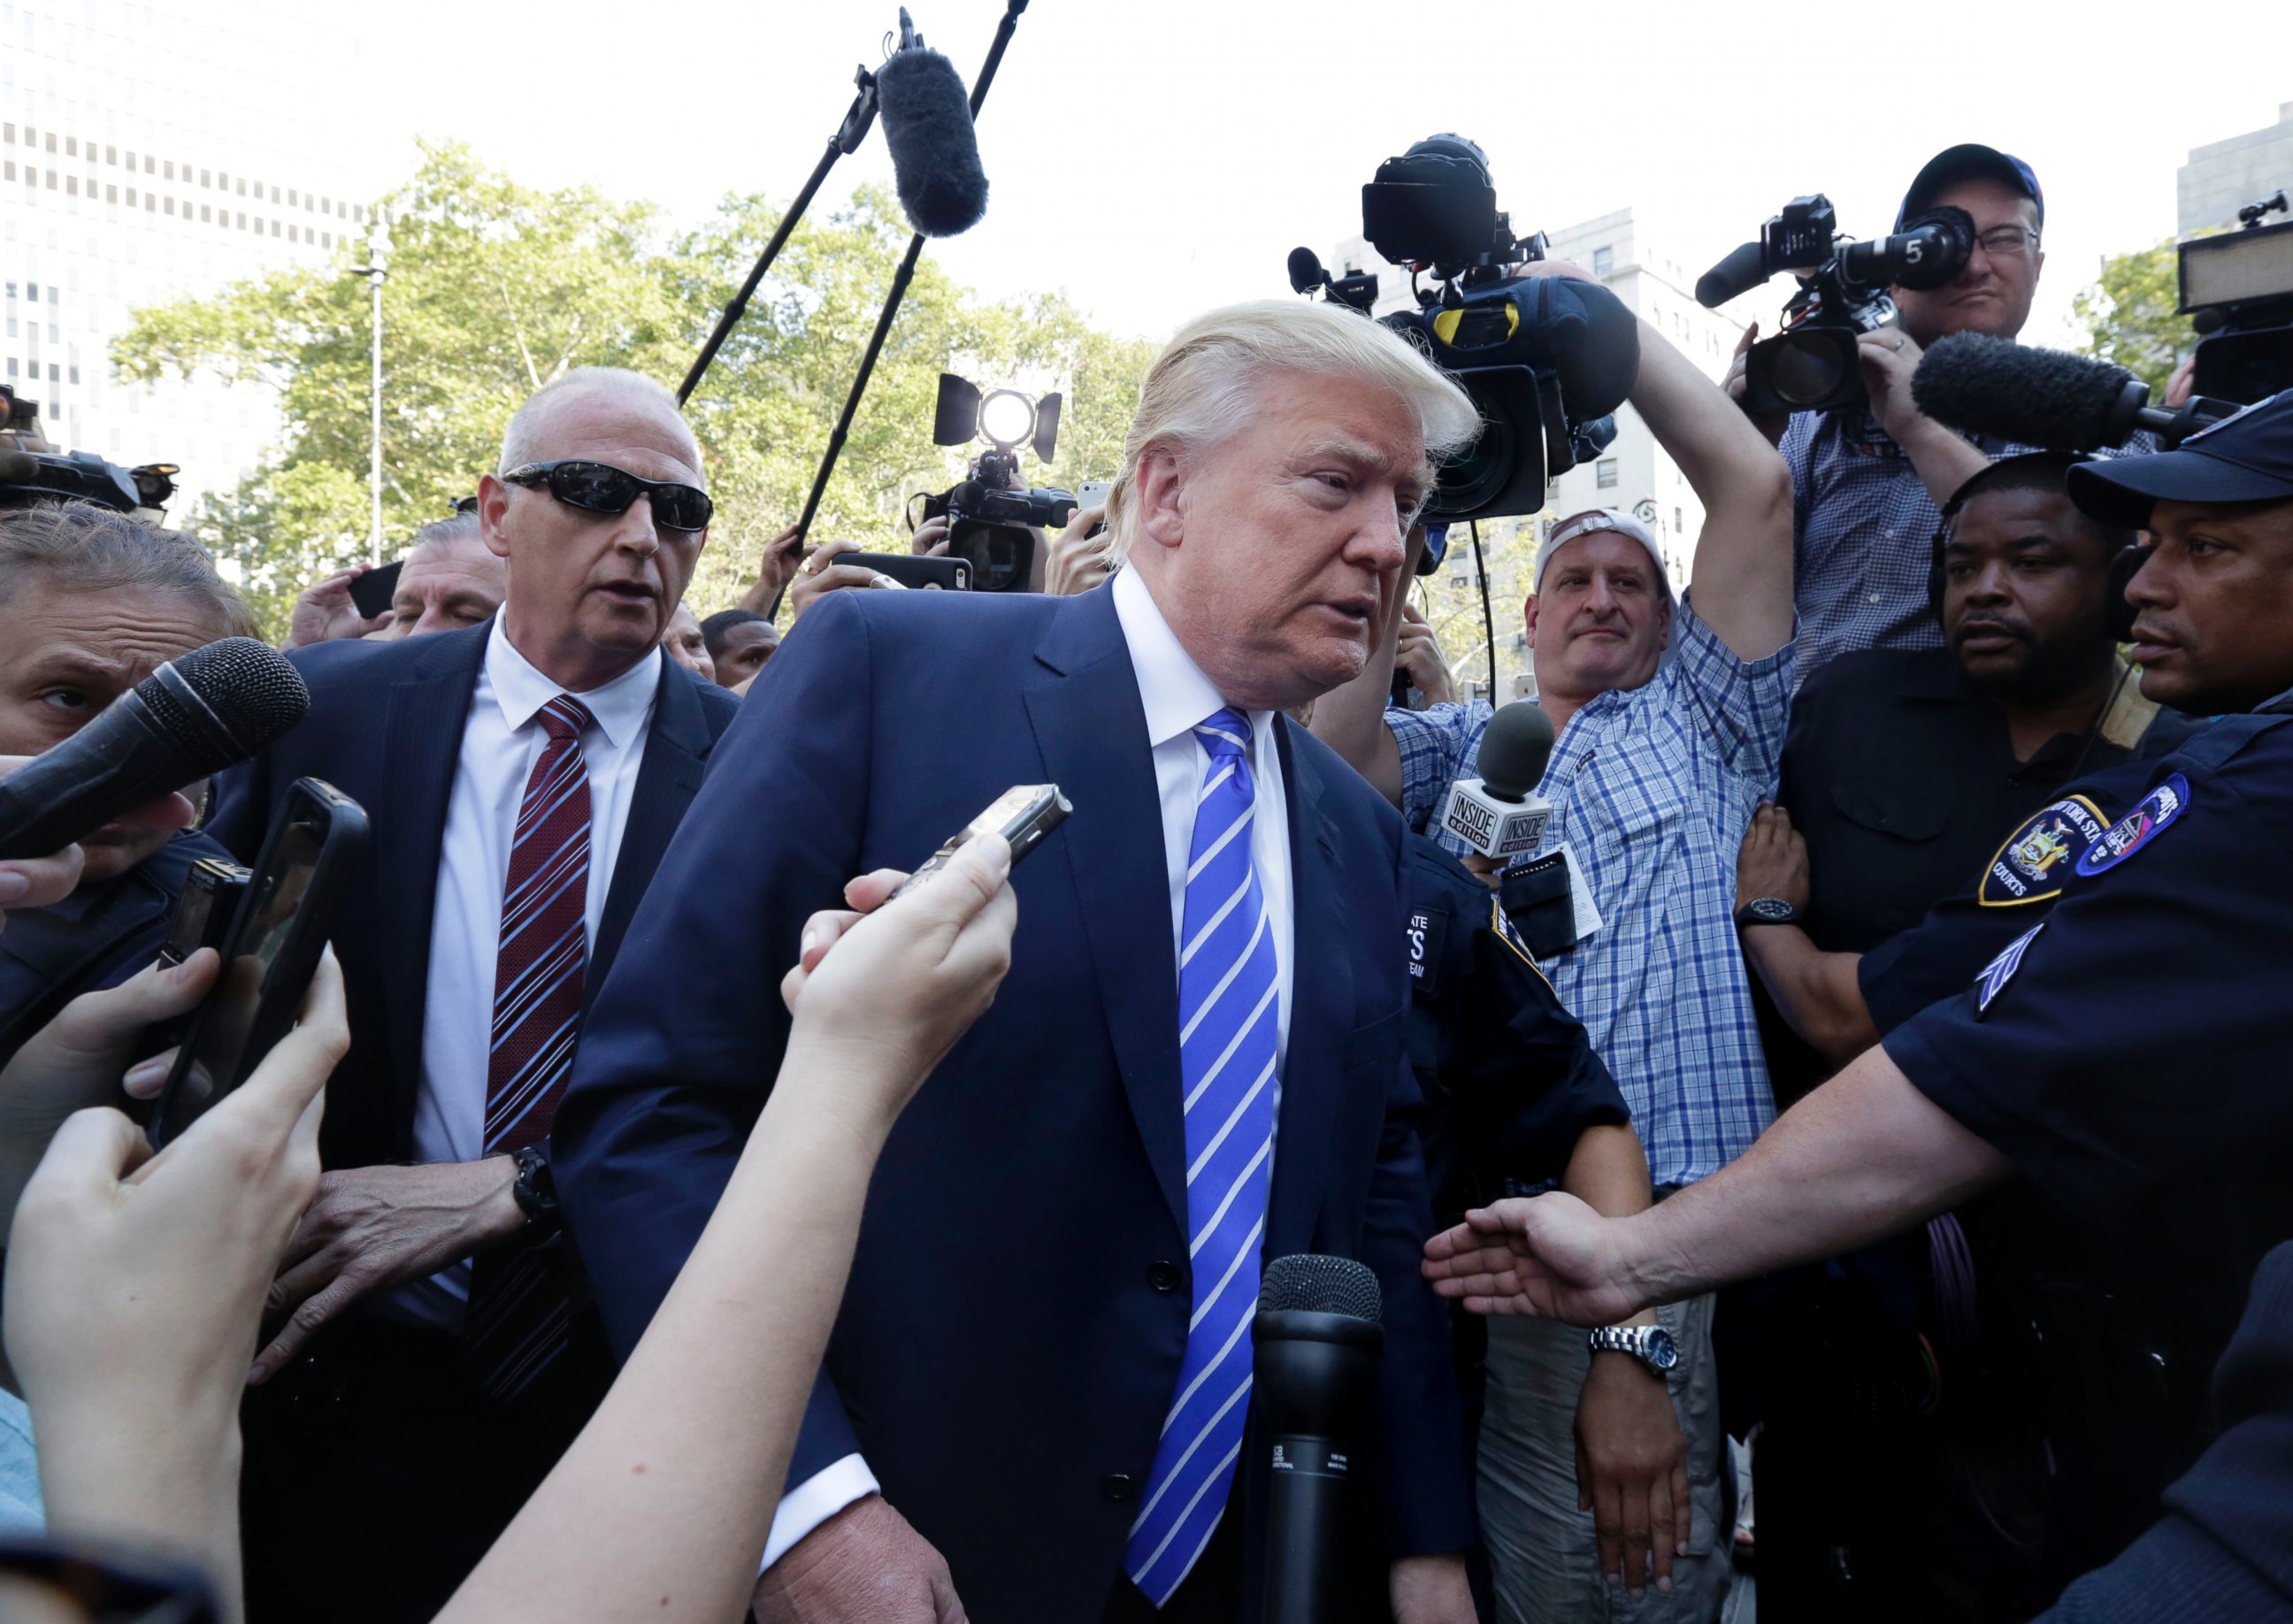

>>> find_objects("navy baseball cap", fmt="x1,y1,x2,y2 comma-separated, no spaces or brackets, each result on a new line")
1897,143,2044,234
2067,390,2293,528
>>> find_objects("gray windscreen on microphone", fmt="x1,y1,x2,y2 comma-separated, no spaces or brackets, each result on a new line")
875,29,989,238
1259,1254,1383,1325
140,637,311,772
1476,701,1557,801
1911,333,2146,451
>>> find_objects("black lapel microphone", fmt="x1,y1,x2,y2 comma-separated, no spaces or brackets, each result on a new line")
1254,1254,1383,1624
875,8,990,238
0,637,309,860
1912,333,2239,451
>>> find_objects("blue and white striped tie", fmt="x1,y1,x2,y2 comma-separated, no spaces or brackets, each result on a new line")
1124,706,1280,1605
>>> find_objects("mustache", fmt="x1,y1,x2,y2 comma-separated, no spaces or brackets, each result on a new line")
1952,614,2032,647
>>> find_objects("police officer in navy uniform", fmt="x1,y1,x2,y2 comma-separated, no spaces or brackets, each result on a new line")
1422,388,2293,1614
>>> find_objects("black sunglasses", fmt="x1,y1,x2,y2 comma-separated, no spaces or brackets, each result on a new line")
501,460,714,533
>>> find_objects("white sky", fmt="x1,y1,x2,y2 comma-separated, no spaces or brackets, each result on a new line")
359,0,2287,354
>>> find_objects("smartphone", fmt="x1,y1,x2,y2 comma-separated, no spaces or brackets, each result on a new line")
892,784,1071,900
148,778,368,1149
848,552,972,591
1076,481,1114,515
349,559,403,620
156,857,252,969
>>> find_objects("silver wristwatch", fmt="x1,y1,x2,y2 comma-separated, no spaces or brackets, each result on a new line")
1588,1323,1680,1373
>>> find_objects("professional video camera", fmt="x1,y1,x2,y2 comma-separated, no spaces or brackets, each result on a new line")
1286,134,1639,524
918,372,1077,593
0,385,178,518
2181,190,2293,405
1695,194,1975,416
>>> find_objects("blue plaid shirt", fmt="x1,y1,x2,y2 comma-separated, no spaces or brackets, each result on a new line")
1392,596,1792,1187
1783,407,2154,683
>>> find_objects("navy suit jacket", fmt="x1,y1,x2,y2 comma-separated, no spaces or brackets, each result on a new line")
553,583,1471,1620
206,620,740,1172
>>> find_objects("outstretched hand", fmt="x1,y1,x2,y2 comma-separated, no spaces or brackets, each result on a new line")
1421,1191,1646,1327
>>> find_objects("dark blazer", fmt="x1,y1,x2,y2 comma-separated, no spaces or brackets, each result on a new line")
205,619,741,1171
554,584,1472,1621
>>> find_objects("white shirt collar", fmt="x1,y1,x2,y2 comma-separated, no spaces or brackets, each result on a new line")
1111,565,1254,747
483,617,663,749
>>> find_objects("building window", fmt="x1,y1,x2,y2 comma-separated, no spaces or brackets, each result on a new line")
1592,245,1614,277
163,160,173,180
66,365,76,384
64,136,75,156
199,203,210,222
165,196,173,214
3,162,11,181
1675,507,1683,533
287,188,296,205
4,360,12,377
320,231,332,248
143,155,153,174
3,125,12,142
124,186,134,204
43,170,54,188
234,211,244,228
25,283,35,299
46,364,57,382
1595,458,1619,490
199,168,209,187
270,219,279,236
43,133,55,152
104,183,114,203
105,145,114,164
64,175,74,195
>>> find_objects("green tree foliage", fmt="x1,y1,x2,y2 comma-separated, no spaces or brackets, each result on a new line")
2073,237,2192,397
115,142,1155,637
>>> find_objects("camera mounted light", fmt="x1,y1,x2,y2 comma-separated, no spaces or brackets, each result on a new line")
933,372,1062,463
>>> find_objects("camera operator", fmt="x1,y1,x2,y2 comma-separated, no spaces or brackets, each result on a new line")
1423,388,2293,1614
1746,145,2063,677
1313,261,1794,1622
701,609,778,689
0,506,256,1072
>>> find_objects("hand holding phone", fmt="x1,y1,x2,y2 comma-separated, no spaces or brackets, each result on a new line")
893,785,1070,900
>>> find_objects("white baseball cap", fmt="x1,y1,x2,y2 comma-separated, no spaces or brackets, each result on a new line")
1531,508,1675,601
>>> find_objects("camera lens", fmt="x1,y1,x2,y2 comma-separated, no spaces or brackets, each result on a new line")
1768,331,1858,410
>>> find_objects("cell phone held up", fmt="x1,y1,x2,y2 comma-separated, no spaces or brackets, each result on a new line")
892,785,1071,900
147,778,367,1149
348,559,403,621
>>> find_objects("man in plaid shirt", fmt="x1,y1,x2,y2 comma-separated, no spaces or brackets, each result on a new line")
1315,262,1794,1622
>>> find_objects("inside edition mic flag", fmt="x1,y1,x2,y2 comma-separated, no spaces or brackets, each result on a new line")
876,10,990,238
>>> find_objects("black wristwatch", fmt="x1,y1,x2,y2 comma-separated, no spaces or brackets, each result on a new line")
1735,896,1801,930
510,1143,563,1240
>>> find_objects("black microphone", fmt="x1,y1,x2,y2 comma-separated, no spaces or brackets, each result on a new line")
1286,246,1328,295
0,637,309,860
1256,1254,1382,1624
1436,701,1556,861
1695,240,1769,310
875,8,989,238
1912,333,2238,451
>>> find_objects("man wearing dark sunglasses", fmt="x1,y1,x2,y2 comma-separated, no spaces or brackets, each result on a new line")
206,364,741,1623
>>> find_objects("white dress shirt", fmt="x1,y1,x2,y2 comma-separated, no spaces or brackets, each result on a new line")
380,620,663,1332
761,567,1296,1567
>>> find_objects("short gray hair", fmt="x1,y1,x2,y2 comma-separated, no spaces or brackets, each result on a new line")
1099,300,1480,563
0,502,257,640
498,366,699,478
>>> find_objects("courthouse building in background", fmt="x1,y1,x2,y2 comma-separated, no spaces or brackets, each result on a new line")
2178,102,2293,237
0,0,386,513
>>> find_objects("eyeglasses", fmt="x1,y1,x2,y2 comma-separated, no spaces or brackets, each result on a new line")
1974,226,2040,261
501,460,714,533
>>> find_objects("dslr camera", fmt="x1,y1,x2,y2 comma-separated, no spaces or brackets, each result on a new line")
1696,194,1974,416
2180,190,2293,406
1288,134,1638,525
920,373,1078,593
0,385,179,518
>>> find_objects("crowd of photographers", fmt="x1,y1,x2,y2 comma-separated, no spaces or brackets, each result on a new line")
0,131,2289,1624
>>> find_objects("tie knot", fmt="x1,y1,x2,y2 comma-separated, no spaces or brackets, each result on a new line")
1193,708,1252,762
538,694,593,744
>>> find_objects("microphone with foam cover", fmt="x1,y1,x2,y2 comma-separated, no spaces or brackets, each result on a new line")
1437,701,1556,861
1255,1254,1383,1624
1912,333,2239,452
1287,246,1328,295
1696,240,1770,310
0,637,309,859
0,448,41,486
875,9,989,238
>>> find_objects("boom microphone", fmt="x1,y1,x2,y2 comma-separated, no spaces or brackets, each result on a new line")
1255,1255,1383,1624
1695,240,1769,310
1437,701,1556,861
1913,333,2237,452
0,637,309,859
875,8,990,238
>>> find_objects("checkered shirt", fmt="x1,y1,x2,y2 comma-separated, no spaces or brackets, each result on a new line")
1392,595,1792,1187
1783,407,2154,684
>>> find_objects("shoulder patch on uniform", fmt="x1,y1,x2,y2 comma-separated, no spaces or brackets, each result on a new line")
1975,923,2044,1016
1979,796,2109,908
2074,773,2189,877
1488,897,1556,992
1407,907,1448,995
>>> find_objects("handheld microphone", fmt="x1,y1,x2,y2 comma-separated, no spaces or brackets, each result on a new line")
1255,1255,1383,1624
0,637,309,860
1912,333,2239,451
875,8,990,238
1437,701,1556,861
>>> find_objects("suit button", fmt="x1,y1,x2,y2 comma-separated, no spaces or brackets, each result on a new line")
1147,1260,1183,1293
1101,1473,1137,1503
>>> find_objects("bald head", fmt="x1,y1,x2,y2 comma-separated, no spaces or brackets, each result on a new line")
499,366,701,479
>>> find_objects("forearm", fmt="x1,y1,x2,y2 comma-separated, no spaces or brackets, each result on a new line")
445,1040,893,1624
1739,927,1877,1066
39,1404,246,1623
1561,1123,1657,1329
1307,598,1407,807
1617,1047,2012,1310
1895,415,1990,509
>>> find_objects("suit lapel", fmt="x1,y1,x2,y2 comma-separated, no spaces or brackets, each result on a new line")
1267,718,1352,1252
1023,590,1188,1235
590,663,712,1007
378,624,488,1111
